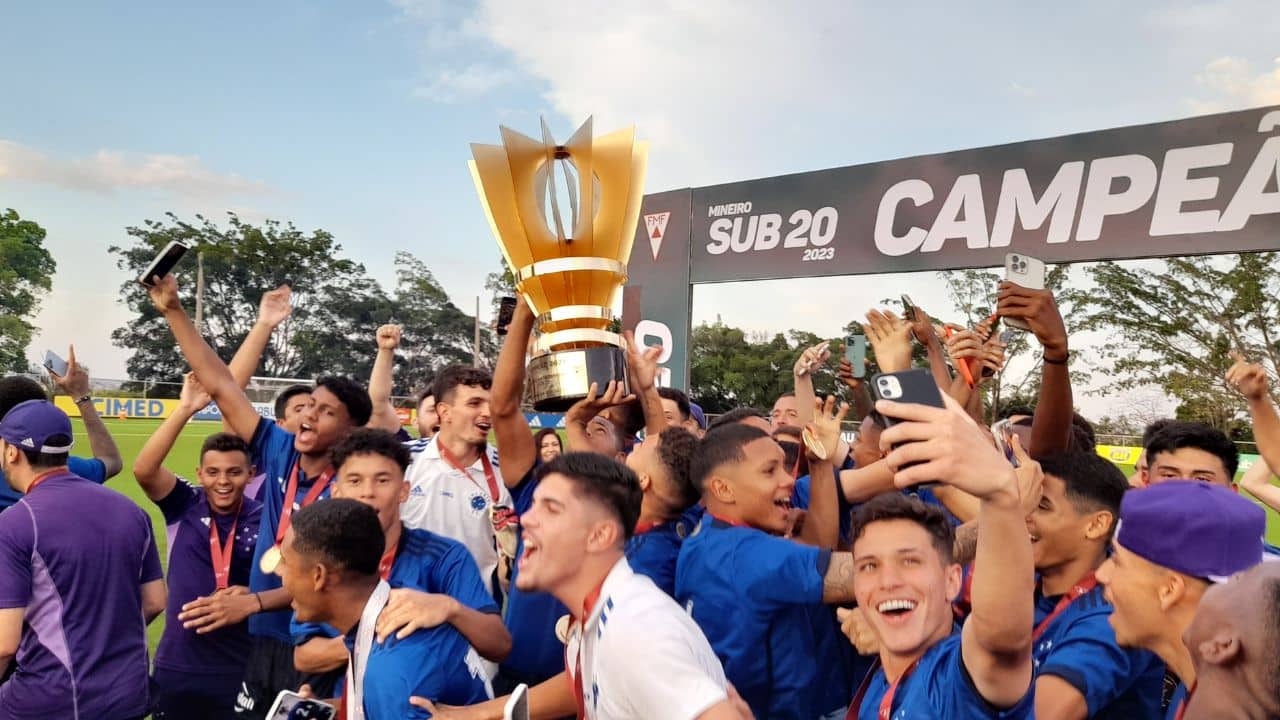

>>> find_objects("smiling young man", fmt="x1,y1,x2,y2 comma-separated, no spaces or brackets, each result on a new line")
290,429,509,679
149,274,372,719
1095,480,1267,719
1026,452,1164,720
401,365,518,601
418,452,743,720
1142,421,1238,487
0,400,165,720
676,420,858,720
273,499,490,719
132,372,263,720
846,395,1036,720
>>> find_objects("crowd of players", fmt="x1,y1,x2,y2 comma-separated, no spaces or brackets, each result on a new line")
2,271,1280,719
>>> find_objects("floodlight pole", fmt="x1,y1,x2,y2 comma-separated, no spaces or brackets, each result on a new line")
474,296,481,367
194,251,205,335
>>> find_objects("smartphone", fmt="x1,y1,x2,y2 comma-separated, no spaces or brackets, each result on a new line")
504,683,530,720
43,350,68,377
496,296,519,337
900,294,915,318
991,419,1021,468
1003,253,1046,331
870,368,947,476
138,240,191,287
264,690,335,720
845,335,867,379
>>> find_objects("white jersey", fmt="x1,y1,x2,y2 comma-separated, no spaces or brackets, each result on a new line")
400,437,511,593
566,558,728,720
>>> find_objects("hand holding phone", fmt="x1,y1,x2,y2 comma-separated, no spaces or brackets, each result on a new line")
504,683,530,720
1000,253,1046,331
496,296,518,337
869,369,947,477
43,350,69,377
844,335,867,379
264,690,335,720
138,241,191,287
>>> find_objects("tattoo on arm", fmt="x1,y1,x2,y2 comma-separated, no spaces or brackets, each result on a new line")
823,553,857,603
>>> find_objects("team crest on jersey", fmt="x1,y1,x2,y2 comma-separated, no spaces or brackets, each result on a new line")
469,492,487,514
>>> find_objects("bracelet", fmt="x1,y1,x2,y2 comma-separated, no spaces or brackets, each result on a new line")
254,592,264,612
74,394,92,405
1042,352,1069,365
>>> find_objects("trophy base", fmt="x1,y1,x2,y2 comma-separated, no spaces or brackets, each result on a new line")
527,347,630,413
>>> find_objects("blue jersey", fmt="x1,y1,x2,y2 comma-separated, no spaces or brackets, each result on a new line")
500,469,569,686
247,418,335,642
1033,584,1164,719
856,634,1034,719
348,617,490,718
675,513,832,720
291,528,499,644
0,456,105,512
791,469,855,543
1165,681,1189,720
625,519,684,597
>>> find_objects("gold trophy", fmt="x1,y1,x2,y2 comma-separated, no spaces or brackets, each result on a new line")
470,118,648,411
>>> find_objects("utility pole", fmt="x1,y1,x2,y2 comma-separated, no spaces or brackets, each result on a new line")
473,296,481,367
194,251,205,335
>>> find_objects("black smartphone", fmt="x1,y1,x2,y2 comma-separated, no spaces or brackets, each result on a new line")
496,296,518,336
870,368,946,476
43,350,68,377
845,335,867,379
138,240,191,287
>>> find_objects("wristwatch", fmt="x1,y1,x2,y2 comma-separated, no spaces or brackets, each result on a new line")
74,394,93,405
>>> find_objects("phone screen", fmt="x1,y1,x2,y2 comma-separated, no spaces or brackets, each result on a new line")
265,691,335,720
139,241,191,287
43,350,68,377
496,297,518,336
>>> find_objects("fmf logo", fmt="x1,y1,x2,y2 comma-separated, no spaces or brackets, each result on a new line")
705,202,840,262
644,212,671,260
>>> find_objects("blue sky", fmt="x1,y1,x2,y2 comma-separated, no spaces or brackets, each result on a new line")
3,0,1278,417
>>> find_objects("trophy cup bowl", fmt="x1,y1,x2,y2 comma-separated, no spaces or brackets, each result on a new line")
470,118,648,412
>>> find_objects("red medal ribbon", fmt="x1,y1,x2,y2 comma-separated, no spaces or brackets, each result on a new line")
208,513,238,590
438,442,500,501
1032,572,1098,642
25,469,63,494
845,657,920,720
564,575,609,720
633,519,663,535
378,542,398,581
1173,682,1195,720
274,460,334,545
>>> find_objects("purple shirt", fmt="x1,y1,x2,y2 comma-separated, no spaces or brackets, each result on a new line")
0,471,163,720
154,481,262,677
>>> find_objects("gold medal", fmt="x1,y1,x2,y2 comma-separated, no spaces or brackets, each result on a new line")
802,427,829,460
555,614,571,644
259,544,282,575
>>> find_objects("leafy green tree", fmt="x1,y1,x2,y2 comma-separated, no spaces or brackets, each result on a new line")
0,209,57,372
1077,254,1280,431
110,213,390,393
390,251,487,395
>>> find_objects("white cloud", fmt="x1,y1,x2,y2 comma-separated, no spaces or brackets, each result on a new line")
414,63,514,102
1188,56,1280,114
0,140,270,201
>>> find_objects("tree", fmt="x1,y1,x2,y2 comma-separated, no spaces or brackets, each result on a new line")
689,319,844,414
0,209,57,372
1077,253,1280,431
110,213,390,393
390,251,489,395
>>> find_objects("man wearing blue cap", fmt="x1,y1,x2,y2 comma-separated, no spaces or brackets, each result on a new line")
0,400,166,719
1096,479,1268,720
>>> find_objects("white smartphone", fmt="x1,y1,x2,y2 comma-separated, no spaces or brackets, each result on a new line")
43,350,69,377
504,683,530,720
1003,253,1046,331
138,240,191,287
264,690,335,720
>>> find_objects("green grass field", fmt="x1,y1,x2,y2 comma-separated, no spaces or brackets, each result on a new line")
67,417,1280,661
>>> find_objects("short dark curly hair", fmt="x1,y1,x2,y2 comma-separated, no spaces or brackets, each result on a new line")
314,376,373,427
656,426,700,510
199,433,251,464
331,428,412,474
851,493,956,564
290,498,385,577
